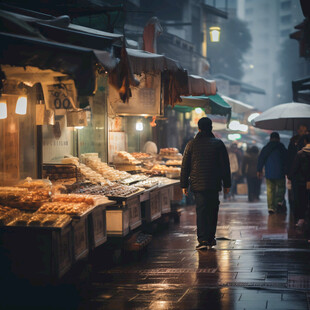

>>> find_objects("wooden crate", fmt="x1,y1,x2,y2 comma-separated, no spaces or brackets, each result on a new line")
72,217,89,261
127,196,142,230
160,187,171,214
144,189,161,222
88,206,107,249
0,224,73,281
106,207,130,237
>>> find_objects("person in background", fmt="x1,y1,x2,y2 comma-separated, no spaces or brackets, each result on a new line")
226,143,239,200
292,134,310,229
287,125,308,217
257,132,287,214
242,145,260,202
181,117,231,250
143,141,158,155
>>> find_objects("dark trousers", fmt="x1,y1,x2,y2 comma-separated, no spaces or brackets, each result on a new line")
295,184,309,220
247,176,260,202
194,190,220,243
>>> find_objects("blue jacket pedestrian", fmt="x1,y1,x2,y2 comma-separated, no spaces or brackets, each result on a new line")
257,134,287,180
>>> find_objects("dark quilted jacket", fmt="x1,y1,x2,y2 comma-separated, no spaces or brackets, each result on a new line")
180,131,231,191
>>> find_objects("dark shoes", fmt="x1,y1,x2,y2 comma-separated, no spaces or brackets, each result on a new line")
196,239,216,250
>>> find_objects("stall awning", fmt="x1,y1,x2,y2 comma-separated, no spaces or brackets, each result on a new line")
221,95,254,114
0,32,98,96
177,94,232,118
126,48,182,74
187,75,217,96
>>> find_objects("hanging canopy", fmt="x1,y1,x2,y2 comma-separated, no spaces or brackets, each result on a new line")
126,48,182,74
187,75,217,96
0,32,99,96
221,95,254,114
177,94,232,119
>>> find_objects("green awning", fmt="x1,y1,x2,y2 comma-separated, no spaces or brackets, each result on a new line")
176,94,232,119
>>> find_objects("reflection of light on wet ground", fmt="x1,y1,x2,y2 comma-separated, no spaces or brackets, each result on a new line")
74,195,310,309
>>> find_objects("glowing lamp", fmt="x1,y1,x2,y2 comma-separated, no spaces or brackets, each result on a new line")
136,121,143,131
209,27,221,42
228,133,241,141
15,96,27,115
195,108,203,114
0,101,7,119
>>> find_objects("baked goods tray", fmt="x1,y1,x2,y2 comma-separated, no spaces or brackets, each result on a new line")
106,188,145,201
68,199,116,219
5,218,72,231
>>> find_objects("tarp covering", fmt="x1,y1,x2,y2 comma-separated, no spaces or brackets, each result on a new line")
126,48,182,74
187,74,217,96
221,95,254,114
0,32,97,96
178,94,232,118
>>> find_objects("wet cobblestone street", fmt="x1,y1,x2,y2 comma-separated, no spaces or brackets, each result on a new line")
81,195,310,310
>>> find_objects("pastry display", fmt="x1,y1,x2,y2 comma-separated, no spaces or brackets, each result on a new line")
28,213,47,226
13,213,33,226
0,207,21,226
10,213,71,228
166,160,182,166
18,177,52,191
0,187,28,203
43,164,78,182
71,183,140,198
38,202,91,216
151,165,181,174
134,179,159,189
159,148,179,155
119,174,148,185
131,152,153,160
113,151,141,165
80,153,131,182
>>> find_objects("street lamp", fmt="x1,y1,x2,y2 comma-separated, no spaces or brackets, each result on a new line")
209,27,221,43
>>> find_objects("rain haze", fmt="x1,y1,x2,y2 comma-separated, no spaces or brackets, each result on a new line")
1,0,310,309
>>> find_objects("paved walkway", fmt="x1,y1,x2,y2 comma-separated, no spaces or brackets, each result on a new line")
81,196,310,310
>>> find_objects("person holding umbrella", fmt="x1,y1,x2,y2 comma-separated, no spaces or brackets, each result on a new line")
257,132,288,214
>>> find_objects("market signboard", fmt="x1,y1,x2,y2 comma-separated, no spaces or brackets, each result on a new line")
108,73,162,116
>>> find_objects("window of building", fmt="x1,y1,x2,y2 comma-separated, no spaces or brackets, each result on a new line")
281,1,291,10
281,29,291,37
281,15,291,24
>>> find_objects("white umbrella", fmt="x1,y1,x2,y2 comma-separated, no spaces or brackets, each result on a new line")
253,102,310,130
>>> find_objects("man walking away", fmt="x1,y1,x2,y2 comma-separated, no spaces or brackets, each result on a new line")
257,132,288,214
181,117,231,250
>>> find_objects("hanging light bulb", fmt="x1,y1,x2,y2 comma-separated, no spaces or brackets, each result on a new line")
15,96,27,115
136,120,143,131
0,100,7,119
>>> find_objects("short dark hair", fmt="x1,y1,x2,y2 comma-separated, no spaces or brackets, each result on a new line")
198,117,212,132
270,132,280,140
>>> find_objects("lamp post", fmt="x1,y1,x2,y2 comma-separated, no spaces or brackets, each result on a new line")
209,26,221,42
202,23,221,58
